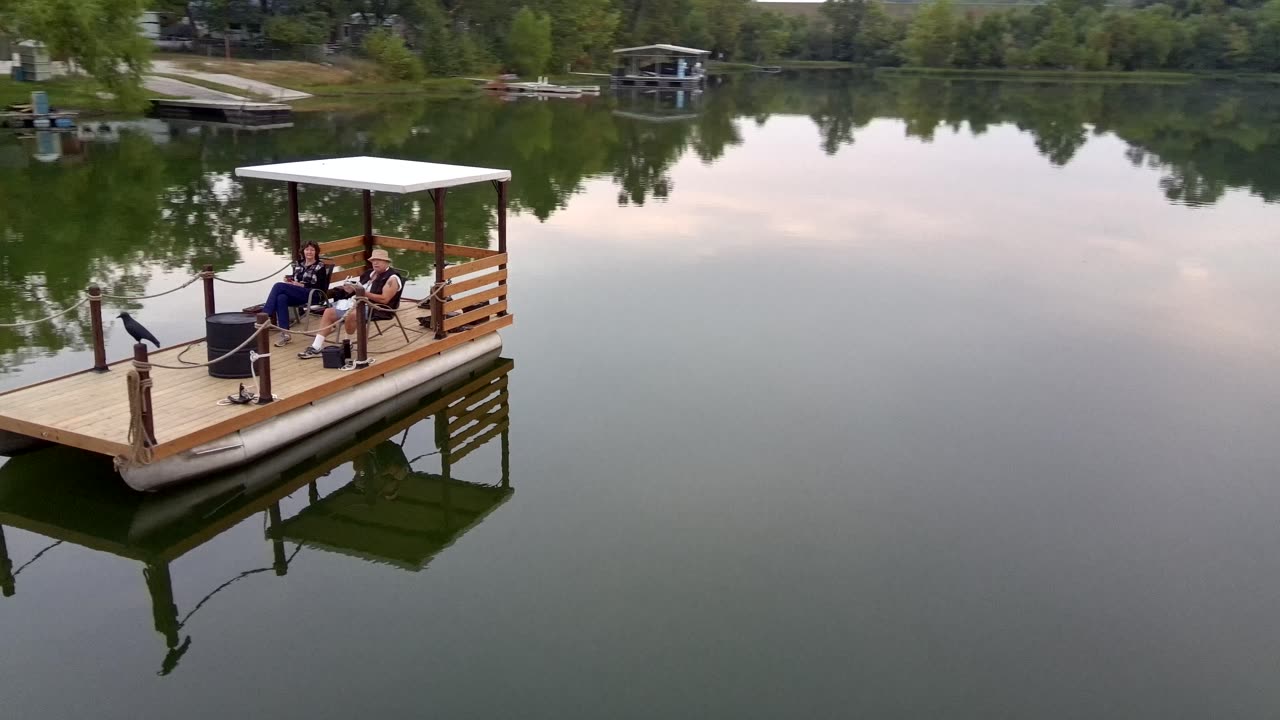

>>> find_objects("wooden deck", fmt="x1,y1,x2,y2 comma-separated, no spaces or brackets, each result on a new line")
0,303,512,463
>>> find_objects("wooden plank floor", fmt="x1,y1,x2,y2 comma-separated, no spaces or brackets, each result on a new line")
0,304,511,461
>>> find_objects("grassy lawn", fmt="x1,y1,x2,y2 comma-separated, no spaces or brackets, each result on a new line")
153,54,485,107
0,76,156,114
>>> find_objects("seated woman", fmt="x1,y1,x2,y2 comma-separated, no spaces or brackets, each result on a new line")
297,247,402,359
260,241,329,347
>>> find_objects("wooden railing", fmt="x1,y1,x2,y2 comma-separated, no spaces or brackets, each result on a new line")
439,254,508,335
314,233,508,339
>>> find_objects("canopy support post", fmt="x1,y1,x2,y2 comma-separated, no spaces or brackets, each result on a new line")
431,188,448,340
493,180,508,317
362,189,374,265
287,182,301,260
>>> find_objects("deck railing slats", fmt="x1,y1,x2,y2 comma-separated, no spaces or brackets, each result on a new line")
443,254,507,281
443,300,507,332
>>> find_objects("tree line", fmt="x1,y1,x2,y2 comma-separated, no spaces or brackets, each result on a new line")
139,0,1280,75
4,0,1280,99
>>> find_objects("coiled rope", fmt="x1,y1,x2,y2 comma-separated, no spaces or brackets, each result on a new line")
115,359,156,471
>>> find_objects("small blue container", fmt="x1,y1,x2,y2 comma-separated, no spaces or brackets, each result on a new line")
31,91,49,115
10,67,24,82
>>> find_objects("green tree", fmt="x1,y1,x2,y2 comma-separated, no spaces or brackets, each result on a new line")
903,0,956,67
364,28,424,79
953,12,982,67
12,0,151,109
856,2,902,65
507,7,552,76
1254,0,1280,69
974,12,1010,67
1032,7,1079,67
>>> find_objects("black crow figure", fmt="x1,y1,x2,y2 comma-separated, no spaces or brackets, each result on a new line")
118,312,160,348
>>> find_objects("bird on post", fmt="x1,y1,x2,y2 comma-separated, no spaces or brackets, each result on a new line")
118,312,160,348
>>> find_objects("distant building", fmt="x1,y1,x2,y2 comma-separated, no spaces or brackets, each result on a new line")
138,11,164,40
341,13,409,46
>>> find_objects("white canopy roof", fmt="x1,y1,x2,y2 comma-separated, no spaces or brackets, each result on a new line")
614,44,710,56
235,156,511,194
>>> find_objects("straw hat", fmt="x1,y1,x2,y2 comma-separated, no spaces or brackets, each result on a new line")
369,248,391,263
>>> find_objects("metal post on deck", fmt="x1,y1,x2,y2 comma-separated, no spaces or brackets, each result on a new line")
134,343,156,445
495,180,508,317
254,313,273,404
88,285,108,372
362,189,374,264
431,188,448,340
202,264,215,317
287,182,301,260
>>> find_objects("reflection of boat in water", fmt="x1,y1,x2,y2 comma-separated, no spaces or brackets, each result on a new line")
611,88,702,123
0,356,514,675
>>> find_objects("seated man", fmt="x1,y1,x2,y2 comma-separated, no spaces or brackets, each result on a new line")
297,247,402,360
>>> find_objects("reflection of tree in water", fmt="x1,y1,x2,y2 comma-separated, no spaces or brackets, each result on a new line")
784,72,1280,202
4,77,1278,364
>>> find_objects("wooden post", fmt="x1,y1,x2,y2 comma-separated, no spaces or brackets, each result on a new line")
254,313,273,403
0,525,13,597
495,180,508,317
134,343,156,445
202,264,215,317
355,302,369,365
287,182,301,260
88,285,108,372
362,189,374,264
432,188,448,340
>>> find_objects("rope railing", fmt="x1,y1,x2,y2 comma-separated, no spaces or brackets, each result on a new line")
0,297,89,329
0,261,294,329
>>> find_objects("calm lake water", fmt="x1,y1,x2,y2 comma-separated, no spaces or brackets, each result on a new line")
3,73,1280,718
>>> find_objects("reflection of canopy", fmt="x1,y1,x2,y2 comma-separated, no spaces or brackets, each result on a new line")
269,470,512,571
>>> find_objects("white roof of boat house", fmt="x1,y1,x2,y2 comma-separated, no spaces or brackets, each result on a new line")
235,156,511,194
614,44,711,56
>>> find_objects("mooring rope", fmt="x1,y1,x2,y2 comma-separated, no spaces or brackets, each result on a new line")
114,360,156,470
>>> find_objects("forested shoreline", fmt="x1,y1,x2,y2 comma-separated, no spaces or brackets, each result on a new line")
3,0,1280,100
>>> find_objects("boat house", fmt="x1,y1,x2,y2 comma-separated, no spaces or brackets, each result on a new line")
612,44,710,89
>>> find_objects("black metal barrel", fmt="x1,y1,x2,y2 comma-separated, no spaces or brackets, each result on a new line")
206,312,255,379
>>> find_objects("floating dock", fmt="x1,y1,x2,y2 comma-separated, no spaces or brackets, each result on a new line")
150,98,292,126
0,157,513,492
